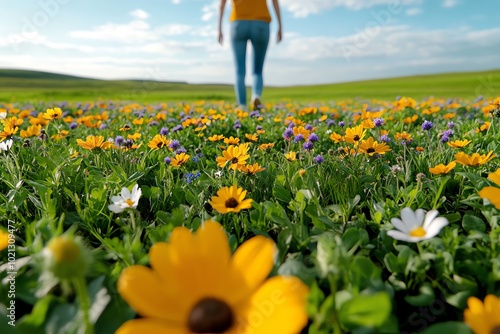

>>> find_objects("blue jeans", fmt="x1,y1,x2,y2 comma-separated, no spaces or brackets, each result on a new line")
230,20,270,106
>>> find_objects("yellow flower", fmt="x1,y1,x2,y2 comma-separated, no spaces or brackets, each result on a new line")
245,133,258,143
344,124,366,144
117,221,309,334
395,131,412,143
329,132,344,143
208,134,225,142
120,124,132,131
293,126,311,141
358,137,391,156
238,162,265,175
403,115,418,124
464,295,500,334
148,135,170,150
51,130,69,140
429,162,456,175
1,116,23,128
20,124,42,138
224,136,240,145
478,168,500,209
171,153,190,167
76,135,113,150
285,151,297,161
44,236,88,279
209,185,253,214
216,144,250,170
0,124,18,141
128,133,141,141
455,151,496,167
132,118,144,125
0,230,10,251
447,139,471,148
42,108,63,120
476,122,491,133
258,143,274,150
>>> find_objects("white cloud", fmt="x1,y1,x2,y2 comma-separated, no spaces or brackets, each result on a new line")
202,0,219,22
130,9,150,20
171,0,181,4
280,0,422,17
443,0,459,8
406,7,422,16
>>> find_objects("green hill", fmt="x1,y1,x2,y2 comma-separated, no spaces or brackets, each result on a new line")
0,68,498,103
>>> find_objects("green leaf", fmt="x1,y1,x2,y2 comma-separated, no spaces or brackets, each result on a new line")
339,292,392,329
462,214,486,233
404,283,436,307
272,184,292,204
18,295,58,334
421,322,472,334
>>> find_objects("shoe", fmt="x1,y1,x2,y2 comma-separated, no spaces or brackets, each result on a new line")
252,97,262,111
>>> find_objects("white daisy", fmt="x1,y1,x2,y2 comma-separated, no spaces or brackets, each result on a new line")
387,207,449,243
0,139,13,151
108,184,142,213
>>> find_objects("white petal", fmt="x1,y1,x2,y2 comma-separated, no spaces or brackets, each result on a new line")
120,187,131,199
387,230,422,243
111,195,123,203
423,217,449,239
423,210,439,230
390,218,410,233
415,209,425,226
400,207,420,229
108,204,123,213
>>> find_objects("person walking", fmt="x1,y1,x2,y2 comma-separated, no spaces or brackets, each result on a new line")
218,0,282,110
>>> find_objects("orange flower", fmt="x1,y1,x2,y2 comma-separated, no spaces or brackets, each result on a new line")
455,151,496,167
76,135,113,150
429,162,456,175
478,168,500,209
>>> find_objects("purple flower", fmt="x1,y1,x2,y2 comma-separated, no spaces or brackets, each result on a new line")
380,134,391,143
176,147,187,154
249,110,260,118
69,122,78,130
233,123,241,130
305,124,313,131
293,134,304,143
338,121,345,127
148,121,159,127
440,135,450,143
160,127,169,135
447,122,455,129
124,139,134,149
256,125,263,131
314,155,325,164
443,129,453,137
169,139,181,150
164,157,172,165
308,133,319,142
99,123,108,130
303,141,314,151
374,118,384,127
172,125,183,132
287,122,295,128
422,120,433,131
115,136,125,146
283,128,294,140
327,120,336,127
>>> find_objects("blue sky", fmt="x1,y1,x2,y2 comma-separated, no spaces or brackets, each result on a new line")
0,0,499,86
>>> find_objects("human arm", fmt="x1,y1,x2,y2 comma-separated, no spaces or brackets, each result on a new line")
218,0,227,45
272,0,283,43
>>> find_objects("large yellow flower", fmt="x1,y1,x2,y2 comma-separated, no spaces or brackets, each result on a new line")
209,185,253,214
42,107,63,120
358,137,391,156
478,168,500,209
455,151,496,167
117,221,309,334
171,153,190,167
76,135,113,150
216,144,250,170
0,124,18,141
0,230,9,251
238,163,265,175
148,134,171,150
20,124,42,138
464,295,500,334
344,124,366,144
429,162,456,175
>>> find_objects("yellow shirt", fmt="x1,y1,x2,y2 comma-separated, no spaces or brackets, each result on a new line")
230,0,271,23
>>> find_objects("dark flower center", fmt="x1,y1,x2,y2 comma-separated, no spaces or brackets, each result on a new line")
157,142,164,148
491,326,500,334
188,298,234,333
231,157,239,164
367,148,375,153
225,198,239,208
353,135,360,141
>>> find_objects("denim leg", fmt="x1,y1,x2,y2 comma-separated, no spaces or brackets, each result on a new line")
249,21,270,99
230,21,249,106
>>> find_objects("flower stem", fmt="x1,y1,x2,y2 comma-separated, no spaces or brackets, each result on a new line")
74,276,94,334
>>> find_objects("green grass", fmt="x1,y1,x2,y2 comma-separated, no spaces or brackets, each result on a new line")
1,68,499,103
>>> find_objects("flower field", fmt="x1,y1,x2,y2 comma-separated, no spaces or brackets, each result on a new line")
1,96,500,334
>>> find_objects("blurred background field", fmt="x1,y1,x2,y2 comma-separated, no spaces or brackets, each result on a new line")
1,68,499,103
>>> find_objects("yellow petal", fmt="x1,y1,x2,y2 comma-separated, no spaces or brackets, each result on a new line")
228,236,277,304
467,296,484,314
478,187,500,209
116,319,187,334
235,276,309,334
488,169,500,187
117,266,183,323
